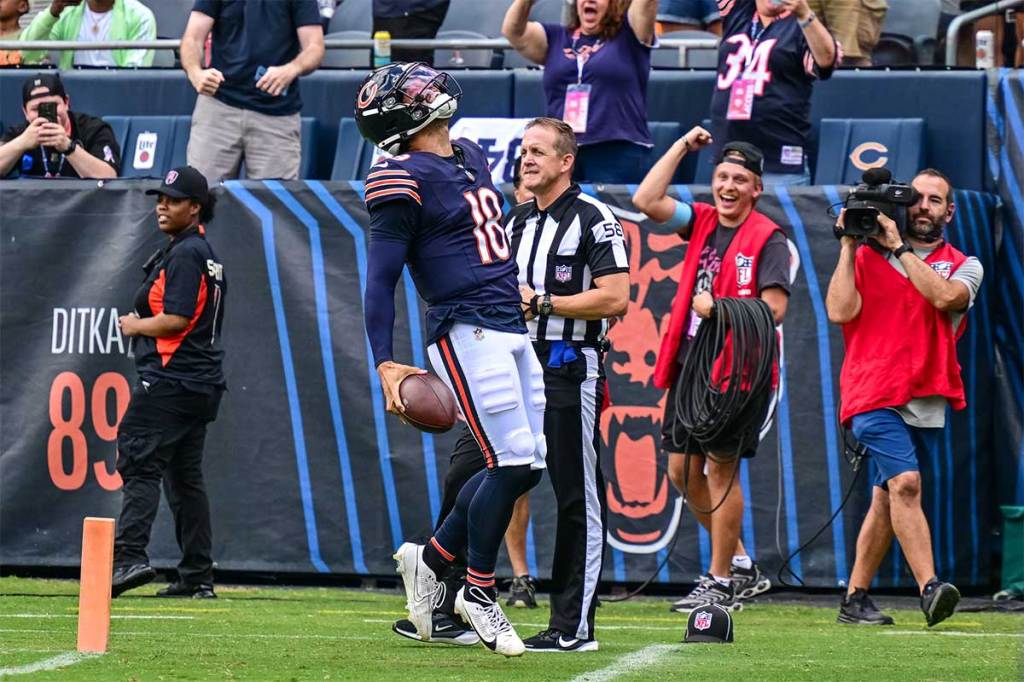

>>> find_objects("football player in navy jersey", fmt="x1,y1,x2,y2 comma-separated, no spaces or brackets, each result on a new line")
356,63,547,658
709,0,838,185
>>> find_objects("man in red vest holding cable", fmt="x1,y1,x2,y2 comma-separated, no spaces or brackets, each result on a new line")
826,169,983,628
633,134,791,612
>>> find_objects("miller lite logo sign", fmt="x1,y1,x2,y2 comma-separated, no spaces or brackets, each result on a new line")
930,261,954,279
555,264,573,283
694,610,713,631
735,253,754,286
133,131,158,170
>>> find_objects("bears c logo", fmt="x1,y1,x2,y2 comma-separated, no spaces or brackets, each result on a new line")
357,81,379,109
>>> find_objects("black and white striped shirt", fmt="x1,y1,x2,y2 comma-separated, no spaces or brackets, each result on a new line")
504,184,629,343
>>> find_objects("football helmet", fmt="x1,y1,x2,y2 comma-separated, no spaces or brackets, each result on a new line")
354,62,462,154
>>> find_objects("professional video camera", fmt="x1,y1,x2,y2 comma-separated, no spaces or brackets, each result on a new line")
836,168,920,239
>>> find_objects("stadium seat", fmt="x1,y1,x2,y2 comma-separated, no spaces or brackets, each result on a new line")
122,116,183,178
814,118,925,185
647,121,687,182
439,0,505,36
141,0,193,39
323,30,371,69
652,30,719,68
434,30,494,69
102,116,131,158
170,116,192,170
331,117,376,181
693,119,713,183
299,117,318,179
874,0,941,65
329,0,372,33
529,0,567,25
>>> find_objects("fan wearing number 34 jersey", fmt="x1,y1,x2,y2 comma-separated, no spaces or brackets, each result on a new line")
357,62,546,658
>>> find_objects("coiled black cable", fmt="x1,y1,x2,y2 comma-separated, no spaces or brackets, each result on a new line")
672,297,779,514
611,298,779,601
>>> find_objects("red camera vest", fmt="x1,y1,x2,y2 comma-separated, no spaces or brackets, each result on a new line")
838,242,969,425
653,203,783,390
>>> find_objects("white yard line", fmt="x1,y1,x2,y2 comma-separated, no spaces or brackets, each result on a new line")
0,652,100,676
570,644,678,682
882,630,1024,639
2,614,194,620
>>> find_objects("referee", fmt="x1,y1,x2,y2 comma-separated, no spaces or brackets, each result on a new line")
506,117,629,652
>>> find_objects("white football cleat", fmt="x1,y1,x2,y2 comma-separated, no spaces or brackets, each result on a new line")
454,585,525,657
393,542,440,640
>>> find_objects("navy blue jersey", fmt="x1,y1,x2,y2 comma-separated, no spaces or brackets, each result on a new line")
708,0,836,174
363,138,525,363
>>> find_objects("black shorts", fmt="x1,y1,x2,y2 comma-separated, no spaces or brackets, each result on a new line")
660,377,771,459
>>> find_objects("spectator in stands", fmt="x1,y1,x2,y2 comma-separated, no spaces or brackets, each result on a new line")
708,0,838,185
0,73,120,179
181,1,325,183
374,0,450,65
0,0,29,66
657,0,721,35
19,0,156,68
808,0,887,67
503,0,659,183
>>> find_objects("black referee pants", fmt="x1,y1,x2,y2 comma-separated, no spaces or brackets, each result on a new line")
535,341,607,641
114,379,222,586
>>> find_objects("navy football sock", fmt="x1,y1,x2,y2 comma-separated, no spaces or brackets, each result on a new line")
465,465,542,587
429,469,487,573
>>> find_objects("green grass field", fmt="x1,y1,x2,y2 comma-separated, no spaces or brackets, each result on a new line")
0,577,1021,680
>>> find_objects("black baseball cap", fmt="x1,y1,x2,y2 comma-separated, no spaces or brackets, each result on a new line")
145,166,209,204
683,603,734,643
22,73,67,105
717,141,765,177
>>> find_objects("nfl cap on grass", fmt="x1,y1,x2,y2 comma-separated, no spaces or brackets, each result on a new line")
684,603,734,643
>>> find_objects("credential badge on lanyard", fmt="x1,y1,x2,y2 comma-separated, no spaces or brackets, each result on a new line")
563,31,601,134
726,16,770,121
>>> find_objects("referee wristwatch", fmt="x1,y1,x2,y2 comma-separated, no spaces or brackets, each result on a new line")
530,293,554,317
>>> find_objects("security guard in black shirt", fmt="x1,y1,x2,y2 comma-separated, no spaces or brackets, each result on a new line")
111,166,226,599
505,118,630,652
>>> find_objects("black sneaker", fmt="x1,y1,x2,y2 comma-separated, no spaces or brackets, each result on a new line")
506,575,538,609
392,613,480,646
837,588,895,625
730,563,771,600
522,628,599,653
111,563,156,598
156,582,217,599
670,574,742,613
921,579,960,627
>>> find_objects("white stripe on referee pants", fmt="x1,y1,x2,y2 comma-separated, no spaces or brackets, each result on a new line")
576,346,604,641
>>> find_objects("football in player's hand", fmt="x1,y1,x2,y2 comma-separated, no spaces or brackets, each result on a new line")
398,373,458,433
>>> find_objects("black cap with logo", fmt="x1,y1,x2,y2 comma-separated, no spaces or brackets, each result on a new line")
716,141,765,177
145,166,210,204
22,73,67,106
683,603,734,643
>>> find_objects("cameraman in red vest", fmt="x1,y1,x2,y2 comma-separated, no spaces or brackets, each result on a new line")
826,169,983,628
633,133,791,612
